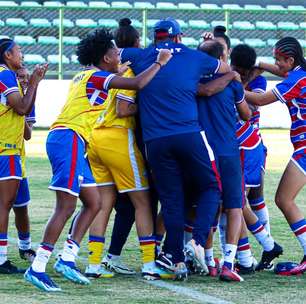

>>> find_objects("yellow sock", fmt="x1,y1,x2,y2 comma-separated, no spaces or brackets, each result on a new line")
139,236,155,264
88,235,105,265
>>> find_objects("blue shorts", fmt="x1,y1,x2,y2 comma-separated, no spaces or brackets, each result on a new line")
46,129,96,197
240,142,265,188
0,155,22,181
291,148,306,176
219,155,243,209
14,178,30,207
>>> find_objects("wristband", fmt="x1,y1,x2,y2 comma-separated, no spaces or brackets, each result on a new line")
154,61,162,68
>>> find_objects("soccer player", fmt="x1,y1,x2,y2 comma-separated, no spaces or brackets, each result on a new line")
245,37,306,275
24,28,172,292
197,40,251,282
0,38,46,274
12,67,36,262
120,18,231,280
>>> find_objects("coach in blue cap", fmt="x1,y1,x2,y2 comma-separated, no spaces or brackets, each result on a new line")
120,17,231,280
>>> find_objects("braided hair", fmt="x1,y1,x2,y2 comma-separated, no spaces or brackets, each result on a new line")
274,37,306,70
114,18,140,48
0,38,15,64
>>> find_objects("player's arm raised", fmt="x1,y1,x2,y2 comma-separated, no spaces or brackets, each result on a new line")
109,49,172,90
257,61,287,78
245,90,278,106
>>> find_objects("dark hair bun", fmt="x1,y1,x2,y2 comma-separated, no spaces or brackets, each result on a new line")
214,25,227,34
119,18,132,27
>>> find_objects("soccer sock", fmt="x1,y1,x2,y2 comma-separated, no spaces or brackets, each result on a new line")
0,233,8,265
248,220,274,251
218,212,227,255
184,221,193,245
155,234,163,255
205,247,215,267
224,244,237,270
61,238,79,263
18,232,31,251
88,235,105,265
31,243,53,272
249,197,270,234
237,237,253,268
139,236,155,265
290,219,306,255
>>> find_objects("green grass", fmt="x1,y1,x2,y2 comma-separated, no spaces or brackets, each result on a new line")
1,129,306,304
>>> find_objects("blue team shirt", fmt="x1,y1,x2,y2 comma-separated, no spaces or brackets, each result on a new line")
120,41,220,141
26,106,36,124
198,75,245,156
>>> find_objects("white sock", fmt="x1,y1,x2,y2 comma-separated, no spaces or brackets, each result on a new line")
61,239,79,263
18,232,31,251
224,244,237,270
218,212,227,256
237,238,253,268
0,235,8,265
205,248,215,267
249,198,271,234
32,243,53,272
248,221,274,251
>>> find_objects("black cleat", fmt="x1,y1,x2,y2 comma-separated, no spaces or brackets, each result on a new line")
156,252,174,271
19,249,36,263
0,260,25,274
235,263,255,275
256,242,283,271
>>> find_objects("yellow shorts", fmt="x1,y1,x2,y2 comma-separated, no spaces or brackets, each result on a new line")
88,127,149,193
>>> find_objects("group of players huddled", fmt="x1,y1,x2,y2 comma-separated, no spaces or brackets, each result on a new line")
0,16,305,292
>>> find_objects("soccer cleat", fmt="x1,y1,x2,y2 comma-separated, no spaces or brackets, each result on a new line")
102,255,136,275
235,263,255,275
184,240,209,274
274,262,300,276
256,242,283,271
156,252,175,271
207,258,220,277
24,267,61,292
185,259,197,275
173,262,188,281
220,265,244,282
54,259,90,285
19,249,36,263
289,258,306,276
85,264,114,278
0,260,25,274
142,262,175,280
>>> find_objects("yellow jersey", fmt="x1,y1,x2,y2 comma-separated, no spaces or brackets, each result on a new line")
0,65,24,155
51,67,115,143
95,68,136,130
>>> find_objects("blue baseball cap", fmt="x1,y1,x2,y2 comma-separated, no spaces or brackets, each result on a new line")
154,17,183,37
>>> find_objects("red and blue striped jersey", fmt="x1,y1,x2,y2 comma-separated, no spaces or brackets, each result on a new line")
236,119,261,150
272,66,306,151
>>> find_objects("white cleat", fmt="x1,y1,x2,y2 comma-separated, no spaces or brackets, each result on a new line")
102,255,136,275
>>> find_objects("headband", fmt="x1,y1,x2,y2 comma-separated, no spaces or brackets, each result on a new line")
273,47,291,59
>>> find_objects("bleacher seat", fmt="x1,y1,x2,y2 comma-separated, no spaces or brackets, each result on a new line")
300,22,306,30
182,37,198,47
53,18,74,28
255,21,277,30
0,35,10,39
133,2,154,9
266,5,285,10
98,19,117,28
243,4,263,10
88,1,109,8
298,40,306,48
147,19,159,28
267,39,278,47
0,20,5,27
76,19,97,28
200,4,220,10
176,19,188,29
47,55,70,64
0,1,18,7
222,4,242,10
232,21,255,30
6,18,27,27
43,1,62,7
14,35,36,45
111,1,132,8
38,36,58,45
288,5,305,11
24,54,46,64
30,18,51,28
20,1,41,6
230,38,242,47
257,56,275,64
244,38,266,48
277,22,299,30
189,20,209,29
156,2,177,9
63,36,80,45
178,3,198,9
131,19,142,28
66,1,87,7
71,54,78,64
211,21,227,28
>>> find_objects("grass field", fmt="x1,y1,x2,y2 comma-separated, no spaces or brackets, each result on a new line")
1,129,305,304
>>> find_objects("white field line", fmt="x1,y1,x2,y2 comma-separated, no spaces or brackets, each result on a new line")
9,238,235,304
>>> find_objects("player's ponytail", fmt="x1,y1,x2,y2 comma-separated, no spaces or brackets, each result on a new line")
114,18,140,48
0,38,15,64
274,37,306,70
213,25,231,49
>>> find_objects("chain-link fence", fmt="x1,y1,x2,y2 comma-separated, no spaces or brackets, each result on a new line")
0,5,305,78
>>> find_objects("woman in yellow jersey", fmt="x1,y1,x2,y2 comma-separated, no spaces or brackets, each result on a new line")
0,38,47,275
86,20,170,280
24,28,172,292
